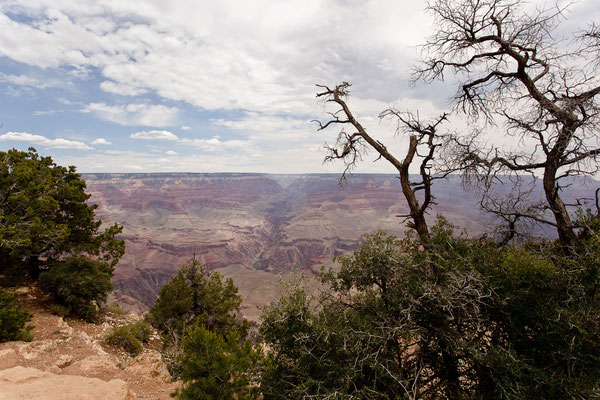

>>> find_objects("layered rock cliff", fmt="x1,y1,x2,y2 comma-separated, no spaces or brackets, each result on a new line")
82,173,491,318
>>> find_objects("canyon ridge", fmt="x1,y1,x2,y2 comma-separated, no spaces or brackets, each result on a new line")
84,173,588,320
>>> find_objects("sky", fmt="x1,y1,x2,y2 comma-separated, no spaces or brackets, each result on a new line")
0,0,597,173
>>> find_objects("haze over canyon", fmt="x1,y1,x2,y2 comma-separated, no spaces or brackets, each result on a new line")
84,173,588,320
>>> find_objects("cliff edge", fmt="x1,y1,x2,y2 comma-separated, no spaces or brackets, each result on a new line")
0,287,176,399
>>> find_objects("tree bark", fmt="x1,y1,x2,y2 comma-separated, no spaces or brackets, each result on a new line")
543,159,577,248
400,135,430,241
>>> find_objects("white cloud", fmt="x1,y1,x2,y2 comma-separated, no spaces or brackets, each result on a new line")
58,98,75,105
33,109,61,116
0,0,437,116
1,0,595,117
80,103,179,127
213,112,314,143
165,150,178,155
0,73,52,89
179,136,249,152
53,143,381,174
130,130,179,141
0,132,91,150
0,0,597,173
100,80,148,96
91,138,111,145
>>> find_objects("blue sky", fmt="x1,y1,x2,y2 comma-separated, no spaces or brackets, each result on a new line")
0,0,597,173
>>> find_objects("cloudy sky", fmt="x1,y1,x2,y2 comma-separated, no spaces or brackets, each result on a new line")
0,0,597,173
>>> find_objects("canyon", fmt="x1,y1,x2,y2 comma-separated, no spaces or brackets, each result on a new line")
83,173,587,320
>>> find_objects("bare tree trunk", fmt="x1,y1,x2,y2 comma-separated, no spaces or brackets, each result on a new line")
543,161,577,248
400,135,430,240
316,84,449,244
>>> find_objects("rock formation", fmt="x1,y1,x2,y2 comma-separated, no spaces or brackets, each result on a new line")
85,173,583,319
0,288,176,399
0,366,134,400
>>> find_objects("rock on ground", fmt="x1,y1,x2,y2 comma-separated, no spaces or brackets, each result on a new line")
0,287,177,399
0,366,134,400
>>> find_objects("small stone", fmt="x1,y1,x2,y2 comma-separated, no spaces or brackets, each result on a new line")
55,354,74,368
56,317,74,335
0,348,20,370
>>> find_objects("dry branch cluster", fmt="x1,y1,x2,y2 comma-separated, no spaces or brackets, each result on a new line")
316,0,600,248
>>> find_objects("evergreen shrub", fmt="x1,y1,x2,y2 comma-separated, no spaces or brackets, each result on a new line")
40,255,113,322
106,320,152,356
0,288,33,342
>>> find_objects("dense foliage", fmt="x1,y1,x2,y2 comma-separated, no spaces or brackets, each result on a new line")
148,259,259,398
259,217,600,399
299,1,600,397
0,148,124,321
39,255,115,321
0,148,124,283
147,258,247,339
106,320,152,356
174,325,262,400
0,288,32,342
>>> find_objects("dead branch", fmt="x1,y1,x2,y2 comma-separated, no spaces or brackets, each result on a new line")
414,0,600,248
315,83,450,242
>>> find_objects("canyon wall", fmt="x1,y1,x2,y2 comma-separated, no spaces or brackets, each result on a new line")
83,173,568,319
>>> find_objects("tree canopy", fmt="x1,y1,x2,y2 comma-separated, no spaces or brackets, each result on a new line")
0,288,32,343
148,259,260,399
264,4,600,397
0,148,124,282
317,0,600,249
260,218,600,399
0,148,124,320
147,258,246,339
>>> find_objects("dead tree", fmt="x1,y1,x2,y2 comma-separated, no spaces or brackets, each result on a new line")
477,179,546,245
414,0,600,248
314,82,448,242
581,23,600,66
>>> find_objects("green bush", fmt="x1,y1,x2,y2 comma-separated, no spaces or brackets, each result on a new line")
259,219,600,399
105,321,152,356
174,325,262,400
0,148,124,283
148,258,251,378
131,320,152,343
47,304,70,318
0,148,124,323
149,258,262,396
39,255,113,322
105,304,125,316
147,259,247,338
106,326,142,356
0,288,33,343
